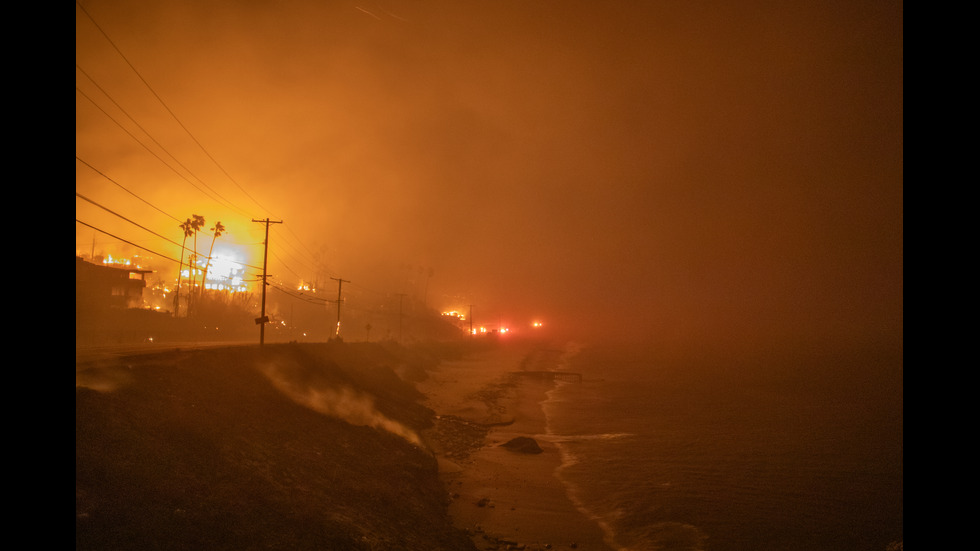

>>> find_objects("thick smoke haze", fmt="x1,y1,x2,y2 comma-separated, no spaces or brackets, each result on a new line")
76,1,903,351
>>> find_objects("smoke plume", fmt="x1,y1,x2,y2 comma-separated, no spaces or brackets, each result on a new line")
259,360,423,447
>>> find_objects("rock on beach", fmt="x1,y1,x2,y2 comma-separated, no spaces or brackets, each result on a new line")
500,436,543,454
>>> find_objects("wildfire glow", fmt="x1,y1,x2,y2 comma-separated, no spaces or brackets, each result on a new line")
194,248,249,293
102,254,146,270
297,280,316,292
103,254,130,266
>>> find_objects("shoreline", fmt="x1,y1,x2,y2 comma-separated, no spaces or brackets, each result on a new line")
418,342,612,551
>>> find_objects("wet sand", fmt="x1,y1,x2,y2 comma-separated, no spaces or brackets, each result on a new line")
418,342,612,551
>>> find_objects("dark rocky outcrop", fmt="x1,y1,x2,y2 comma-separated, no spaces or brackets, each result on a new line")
500,436,543,454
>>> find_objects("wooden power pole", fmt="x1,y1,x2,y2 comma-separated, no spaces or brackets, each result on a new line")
252,218,282,346
331,277,350,340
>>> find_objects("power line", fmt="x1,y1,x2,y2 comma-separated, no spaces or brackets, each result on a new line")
269,283,328,305
76,86,246,214
77,81,296,274
269,249,307,283
76,68,254,219
76,192,182,247
77,1,273,217
281,224,321,263
76,156,181,222
269,226,321,273
76,218,181,266
330,277,351,339
75,210,264,273
76,1,340,294
252,218,283,346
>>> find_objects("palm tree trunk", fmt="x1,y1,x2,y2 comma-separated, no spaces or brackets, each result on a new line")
188,230,201,316
203,236,217,291
174,236,188,317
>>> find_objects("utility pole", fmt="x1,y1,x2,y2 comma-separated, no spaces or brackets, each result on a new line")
331,277,350,340
252,218,282,347
469,304,474,335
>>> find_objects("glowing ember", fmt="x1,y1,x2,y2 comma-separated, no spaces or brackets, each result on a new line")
297,281,316,292
101,254,147,270
441,310,466,320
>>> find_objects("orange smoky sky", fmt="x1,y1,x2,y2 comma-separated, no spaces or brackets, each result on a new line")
76,0,903,350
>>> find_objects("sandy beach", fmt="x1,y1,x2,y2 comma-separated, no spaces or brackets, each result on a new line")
418,342,612,551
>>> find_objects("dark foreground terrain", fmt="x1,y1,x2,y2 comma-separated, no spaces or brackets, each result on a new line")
76,340,484,551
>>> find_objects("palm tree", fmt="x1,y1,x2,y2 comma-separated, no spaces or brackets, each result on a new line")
187,214,205,315
188,214,206,289
174,218,194,317
201,221,225,291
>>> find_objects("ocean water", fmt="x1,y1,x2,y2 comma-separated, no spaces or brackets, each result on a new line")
541,341,903,551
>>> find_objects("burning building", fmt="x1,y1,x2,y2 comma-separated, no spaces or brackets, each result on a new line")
76,256,153,310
